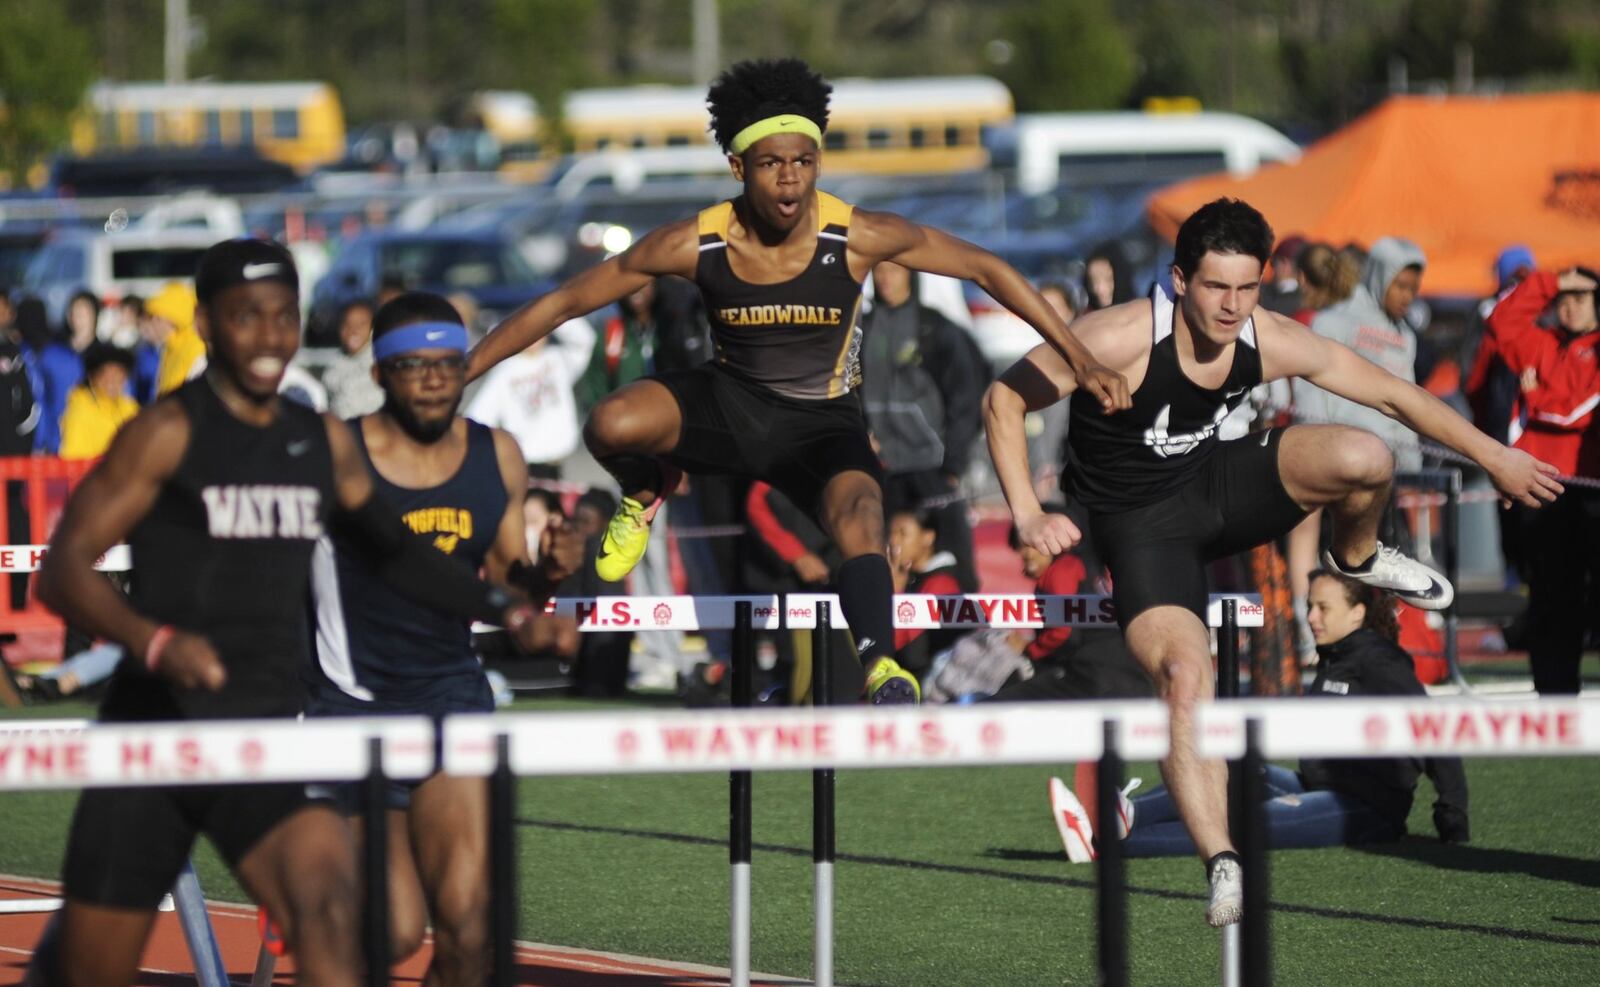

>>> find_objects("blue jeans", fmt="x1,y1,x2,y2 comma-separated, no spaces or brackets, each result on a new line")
1123,764,1403,857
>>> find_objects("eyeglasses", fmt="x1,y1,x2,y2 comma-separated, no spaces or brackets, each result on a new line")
381,355,467,380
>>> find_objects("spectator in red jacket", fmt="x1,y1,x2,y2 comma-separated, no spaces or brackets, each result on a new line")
988,503,1153,702
1486,267,1600,694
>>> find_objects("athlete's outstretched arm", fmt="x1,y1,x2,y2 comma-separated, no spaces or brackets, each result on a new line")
467,219,699,382
849,209,1130,414
322,415,565,651
982,344,1082,556
1258,312,1563,507
36,402,226,690
482,429,581,621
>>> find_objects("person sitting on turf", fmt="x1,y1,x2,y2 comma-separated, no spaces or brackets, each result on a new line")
887,503,965,678
1049,567,1469,861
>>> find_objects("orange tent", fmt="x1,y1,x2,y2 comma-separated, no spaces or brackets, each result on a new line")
1147,93,1600,298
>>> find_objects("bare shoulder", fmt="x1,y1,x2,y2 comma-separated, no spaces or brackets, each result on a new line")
103,397,191,480
1252,308,1322,379
844,206,920,258
620,215,700,279
488,426,529,483
321,411,361,458
1069,298,1154,373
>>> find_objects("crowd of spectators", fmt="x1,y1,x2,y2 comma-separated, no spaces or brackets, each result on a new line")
3,229,1595,708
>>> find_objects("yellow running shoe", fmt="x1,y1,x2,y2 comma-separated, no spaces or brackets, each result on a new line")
594,464,680,582
595,495,652,582
864,656,920,705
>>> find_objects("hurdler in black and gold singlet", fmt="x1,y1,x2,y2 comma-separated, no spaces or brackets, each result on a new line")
654,190,880,514
696,190,866,400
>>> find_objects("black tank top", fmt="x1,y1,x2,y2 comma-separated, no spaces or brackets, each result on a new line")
101,378,335,721
1065,286,1262,513
695,191,866,400
308,420,506,701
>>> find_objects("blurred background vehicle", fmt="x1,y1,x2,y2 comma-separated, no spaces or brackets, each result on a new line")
20,226,217,327
306,227,550,342
73,81,346,173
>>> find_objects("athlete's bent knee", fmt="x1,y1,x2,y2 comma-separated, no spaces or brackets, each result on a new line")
1335,429,1394,487
1158,655,1206,705
583,401,637,456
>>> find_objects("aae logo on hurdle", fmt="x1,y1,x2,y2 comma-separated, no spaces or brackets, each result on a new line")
1197,698,1600,759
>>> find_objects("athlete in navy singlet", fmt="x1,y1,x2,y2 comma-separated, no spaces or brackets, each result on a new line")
305,291,579,986
30,242,569,987
985,199,1562,927
467,58,1131,706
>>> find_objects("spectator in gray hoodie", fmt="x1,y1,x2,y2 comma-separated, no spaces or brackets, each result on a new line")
1293,237,1427,472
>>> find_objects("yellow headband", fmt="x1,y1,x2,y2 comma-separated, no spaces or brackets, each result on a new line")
728,114,823,155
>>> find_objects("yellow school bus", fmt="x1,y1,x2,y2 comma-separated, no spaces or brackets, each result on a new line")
561,76,1014,175
71,81,346,173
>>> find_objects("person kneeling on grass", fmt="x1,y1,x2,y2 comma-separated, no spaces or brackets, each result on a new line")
1050,568,1469,861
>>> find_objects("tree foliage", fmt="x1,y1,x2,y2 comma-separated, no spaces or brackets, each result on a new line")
0,0,96,185
994,0,1137,112
13,0,1600,165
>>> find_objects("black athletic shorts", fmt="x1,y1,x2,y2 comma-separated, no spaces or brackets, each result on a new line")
62,781,316,909
654,363,882,516
1090,428,1307,627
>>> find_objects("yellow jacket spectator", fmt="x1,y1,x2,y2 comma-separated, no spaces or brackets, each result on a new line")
59,343,139,459
146,281,206,396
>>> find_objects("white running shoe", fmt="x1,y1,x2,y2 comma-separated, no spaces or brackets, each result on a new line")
1322,542,1454,611
1113,778,1142,840
1206,856,1244,927
1048,776,1097,863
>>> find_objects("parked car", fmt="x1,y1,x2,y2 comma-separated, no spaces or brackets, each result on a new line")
308,228,551,343
19,227,219,327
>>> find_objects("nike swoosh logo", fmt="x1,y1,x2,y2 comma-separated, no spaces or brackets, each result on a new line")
242,262,283,279
1410,576,1449,600
287,439,311,456
1259,431,1271,446
426,330,446,341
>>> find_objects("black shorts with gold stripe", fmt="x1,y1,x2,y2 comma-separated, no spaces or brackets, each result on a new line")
655,362,881,516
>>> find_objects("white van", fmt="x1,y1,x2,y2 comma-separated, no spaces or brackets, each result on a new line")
1012,111,1299,195
20,228,219,327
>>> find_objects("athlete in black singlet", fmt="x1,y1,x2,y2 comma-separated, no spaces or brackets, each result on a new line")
468,58,1130,704
984,199,1562,927
306,292,579,985
31,241,565,987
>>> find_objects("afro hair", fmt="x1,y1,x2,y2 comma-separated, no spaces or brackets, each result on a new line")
706,58,831,153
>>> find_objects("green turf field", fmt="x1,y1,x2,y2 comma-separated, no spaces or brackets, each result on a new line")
2,692,1598,986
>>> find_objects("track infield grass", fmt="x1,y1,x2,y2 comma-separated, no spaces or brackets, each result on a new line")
1,691,1597,986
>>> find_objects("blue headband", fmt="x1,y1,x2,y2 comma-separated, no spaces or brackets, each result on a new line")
373,321,470,361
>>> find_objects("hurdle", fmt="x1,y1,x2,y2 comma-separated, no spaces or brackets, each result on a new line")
0,716,434,981
0,720,226,987
6,687,1597,981
452,590,1263,986
1198,696,1600,984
